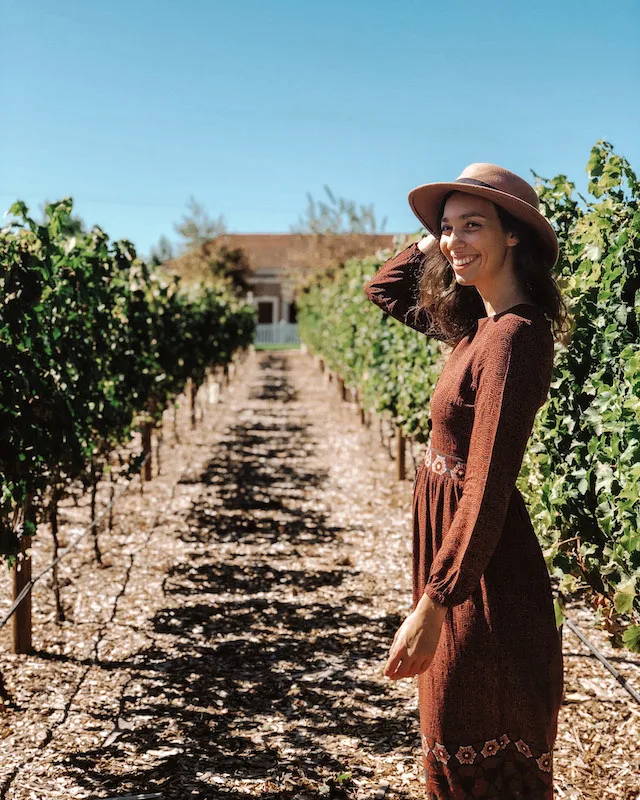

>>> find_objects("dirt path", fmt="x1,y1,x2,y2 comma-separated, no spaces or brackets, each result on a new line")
0,349,638,800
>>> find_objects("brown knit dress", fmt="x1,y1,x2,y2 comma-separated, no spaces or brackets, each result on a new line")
364,242,564,800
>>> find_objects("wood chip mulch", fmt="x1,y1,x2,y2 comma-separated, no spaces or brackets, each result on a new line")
0,348,638,800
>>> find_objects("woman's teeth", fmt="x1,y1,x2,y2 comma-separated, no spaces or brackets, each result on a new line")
452,255,478,267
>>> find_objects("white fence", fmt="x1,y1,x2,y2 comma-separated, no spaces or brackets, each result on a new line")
255,321,300,346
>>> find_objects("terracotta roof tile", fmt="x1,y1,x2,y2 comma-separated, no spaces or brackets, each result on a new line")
211,233,403,270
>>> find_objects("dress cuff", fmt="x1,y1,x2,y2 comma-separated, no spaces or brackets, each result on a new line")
407,241,424,259
423,583,453,609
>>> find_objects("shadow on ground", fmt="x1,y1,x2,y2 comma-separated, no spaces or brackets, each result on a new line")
66,353,411,799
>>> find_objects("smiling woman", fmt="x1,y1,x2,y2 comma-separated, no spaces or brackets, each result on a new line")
408,164,569,346
363,163,568,799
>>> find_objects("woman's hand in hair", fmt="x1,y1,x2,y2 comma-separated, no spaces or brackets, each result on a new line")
417,234,437,255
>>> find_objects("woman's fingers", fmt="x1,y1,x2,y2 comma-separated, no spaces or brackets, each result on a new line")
417,234,437,254
384,637,407,677
388,656,417,681
385,656,403,679
384,649,402,677
386,651,433,681
385,637,415,680
385,624,406,673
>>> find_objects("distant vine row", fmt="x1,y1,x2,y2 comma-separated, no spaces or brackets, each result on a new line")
0,197,256,561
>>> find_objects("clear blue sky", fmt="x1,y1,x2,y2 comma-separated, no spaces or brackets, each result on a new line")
2,0,639,259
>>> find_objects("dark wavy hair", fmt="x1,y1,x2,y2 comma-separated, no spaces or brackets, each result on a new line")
414,190,571,347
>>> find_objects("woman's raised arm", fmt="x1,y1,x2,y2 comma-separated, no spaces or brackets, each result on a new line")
363,241,445,340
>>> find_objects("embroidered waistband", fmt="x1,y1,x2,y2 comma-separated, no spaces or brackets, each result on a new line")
424,442,467,481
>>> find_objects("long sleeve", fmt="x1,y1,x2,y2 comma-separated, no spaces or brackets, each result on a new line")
423,318,554,608
363,242,445,340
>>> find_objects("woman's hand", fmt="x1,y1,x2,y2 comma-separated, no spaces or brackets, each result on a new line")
416,234,437,255
384,594,448,681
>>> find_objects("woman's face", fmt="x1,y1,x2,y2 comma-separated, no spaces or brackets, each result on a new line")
439,192,518,289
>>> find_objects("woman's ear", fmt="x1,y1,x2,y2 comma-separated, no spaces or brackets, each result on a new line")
506,232,519,247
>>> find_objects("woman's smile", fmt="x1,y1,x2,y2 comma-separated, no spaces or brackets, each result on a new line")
451,253,480,270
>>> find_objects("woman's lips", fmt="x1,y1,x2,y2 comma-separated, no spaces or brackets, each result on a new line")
452,254,479,270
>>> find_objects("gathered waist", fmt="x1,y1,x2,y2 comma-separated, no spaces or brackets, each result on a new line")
424,442,467,481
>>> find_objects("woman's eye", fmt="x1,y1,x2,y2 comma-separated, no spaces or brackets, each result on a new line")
440,222,478,232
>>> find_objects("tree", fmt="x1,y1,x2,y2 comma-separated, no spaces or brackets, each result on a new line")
148,235,176,267
173,195,227,253
287,185,391,283
291,184,387,235
158,196,250,295
200,242,251,295
151,197,242,290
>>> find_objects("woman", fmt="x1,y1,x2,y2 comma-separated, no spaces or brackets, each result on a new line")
363,163,567,799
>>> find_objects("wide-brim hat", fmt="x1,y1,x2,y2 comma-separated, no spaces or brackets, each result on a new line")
408,163,559,267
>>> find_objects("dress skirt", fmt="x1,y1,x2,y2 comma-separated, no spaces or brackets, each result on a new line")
412,442,564,799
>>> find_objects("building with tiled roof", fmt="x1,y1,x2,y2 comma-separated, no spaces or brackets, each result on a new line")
213,232,402,324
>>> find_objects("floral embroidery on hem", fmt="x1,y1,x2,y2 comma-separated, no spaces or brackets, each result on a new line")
421,731,555,798
421,730,553,768
480,738,501,758
515,738,533,758
536,752,553,772
455,744,476,764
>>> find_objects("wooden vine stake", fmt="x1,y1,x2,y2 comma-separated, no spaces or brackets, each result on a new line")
357,387,366,426
12,494,34,655
396,427,406,481
173,401,180,444
190,379,198,429
156,418,163,477
90,461,103,564
142,399,155,481
49,489,65,622
108,461,115,535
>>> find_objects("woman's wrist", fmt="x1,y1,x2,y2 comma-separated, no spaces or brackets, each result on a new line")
415,591,448,619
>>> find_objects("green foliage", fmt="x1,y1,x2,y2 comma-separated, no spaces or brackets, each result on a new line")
173,195,227,252
298,242,445,441
0,197,255,560
530,140,640,650
298,141,640,652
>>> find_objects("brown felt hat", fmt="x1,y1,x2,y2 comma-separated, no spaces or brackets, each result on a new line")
408,163,559,267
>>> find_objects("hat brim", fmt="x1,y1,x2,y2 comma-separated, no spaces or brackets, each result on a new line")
408,182,559,267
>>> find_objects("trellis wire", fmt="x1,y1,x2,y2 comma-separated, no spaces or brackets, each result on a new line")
0,451,152,632
0,355,243,633
564,616,640,704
